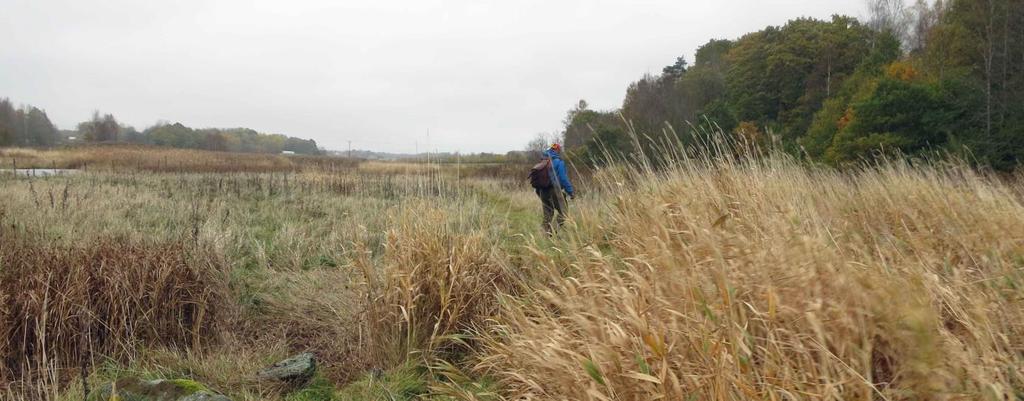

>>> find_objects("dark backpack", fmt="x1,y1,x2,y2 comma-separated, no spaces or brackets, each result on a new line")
529,159,553,189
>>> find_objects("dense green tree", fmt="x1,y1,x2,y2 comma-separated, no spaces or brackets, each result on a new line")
119,126,145,143
925,0,1024,162
0,99,18,146
678,39,733,122
0,97,320,154
726,16,878,143
146,122,196,148
0,100,60,147
25,107,58,146
561,98,629,162
569,120,635,165
661,56,689,78
79,112,121,142
621,41,736,145
828,73,950,163
555,1,1023,170
138,123,319,154
802,32,902,158
562,100,594,149
874,0,1022,169
285,137,320,154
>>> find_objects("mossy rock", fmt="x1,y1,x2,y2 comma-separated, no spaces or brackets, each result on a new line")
258,352,316,383
88,377,231,401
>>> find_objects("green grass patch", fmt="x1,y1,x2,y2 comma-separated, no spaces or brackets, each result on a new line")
336,363,427,401
286,374,337,401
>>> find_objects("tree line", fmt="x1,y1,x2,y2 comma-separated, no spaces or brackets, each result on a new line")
0,102,321,155
0,99,60,147
559,0,1023,170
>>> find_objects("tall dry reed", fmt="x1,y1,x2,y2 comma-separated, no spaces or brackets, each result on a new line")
359,203,527,374
0,145,359,173
475,146,1024,400
0,228,230,388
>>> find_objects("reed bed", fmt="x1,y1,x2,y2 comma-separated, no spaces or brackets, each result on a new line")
0,145,358,173
473,150,1024,400
0,228,230,390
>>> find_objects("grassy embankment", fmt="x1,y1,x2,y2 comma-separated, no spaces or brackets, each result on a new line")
1,143,1022,400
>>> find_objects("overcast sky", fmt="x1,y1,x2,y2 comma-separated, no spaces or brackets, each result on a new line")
2,0,866,153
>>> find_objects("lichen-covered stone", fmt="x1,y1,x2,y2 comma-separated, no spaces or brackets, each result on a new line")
257,352,316,382
88,377,231,401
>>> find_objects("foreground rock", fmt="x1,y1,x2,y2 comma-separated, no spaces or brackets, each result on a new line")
88,377,231,401
257,352,316,383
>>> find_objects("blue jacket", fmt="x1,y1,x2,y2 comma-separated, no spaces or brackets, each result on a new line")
544,149,574,195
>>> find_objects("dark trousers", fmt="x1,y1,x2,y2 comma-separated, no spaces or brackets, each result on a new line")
536,187,566,234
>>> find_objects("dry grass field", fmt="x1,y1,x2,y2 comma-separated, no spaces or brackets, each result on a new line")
1,142,1022,401
0,145,359,173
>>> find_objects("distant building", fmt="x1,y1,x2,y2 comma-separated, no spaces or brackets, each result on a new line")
282,150,295,155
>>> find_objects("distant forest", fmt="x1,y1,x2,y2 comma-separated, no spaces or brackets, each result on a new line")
0,101,320,155
561,0,1023,170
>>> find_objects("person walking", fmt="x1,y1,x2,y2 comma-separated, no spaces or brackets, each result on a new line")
528,143,574,234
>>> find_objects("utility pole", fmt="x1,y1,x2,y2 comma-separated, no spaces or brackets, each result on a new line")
348,140,352,159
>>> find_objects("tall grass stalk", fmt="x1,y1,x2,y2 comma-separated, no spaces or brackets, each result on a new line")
473,128,1024,400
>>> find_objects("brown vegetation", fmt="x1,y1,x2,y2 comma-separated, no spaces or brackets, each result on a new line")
0,227,230,390
474,153,1024,400
0,145,357,173
1,143,1022,400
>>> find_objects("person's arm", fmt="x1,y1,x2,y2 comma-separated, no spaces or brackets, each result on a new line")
554,159,574,195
